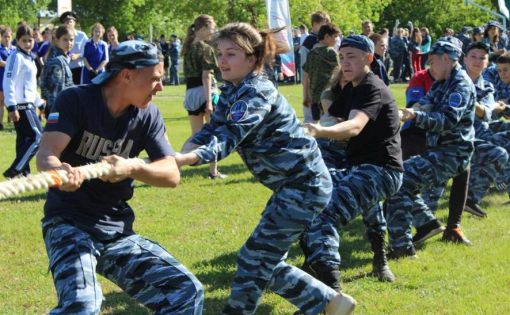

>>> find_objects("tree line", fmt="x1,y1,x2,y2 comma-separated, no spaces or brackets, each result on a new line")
0,0,498,40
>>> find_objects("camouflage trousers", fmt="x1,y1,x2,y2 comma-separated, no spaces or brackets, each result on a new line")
386,150,470,249
317,139,387,234
304,164,403,268
469,140,509,202
43,218,204,315
222,170,338,315
480,120,510,192
414,140,507,225
317,139,349,170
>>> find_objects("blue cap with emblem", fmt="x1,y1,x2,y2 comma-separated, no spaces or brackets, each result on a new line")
92,40,161,85
339,35,374,54
429,37,463,61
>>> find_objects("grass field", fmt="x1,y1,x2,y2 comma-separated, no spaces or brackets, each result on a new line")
0,83,509,314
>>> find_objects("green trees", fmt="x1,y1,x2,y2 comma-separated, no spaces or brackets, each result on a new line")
0,0,502,41
379,0,496,38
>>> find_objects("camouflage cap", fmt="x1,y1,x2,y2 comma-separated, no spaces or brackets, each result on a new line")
430,37,463,61
339,35,374,54
92,40,161,85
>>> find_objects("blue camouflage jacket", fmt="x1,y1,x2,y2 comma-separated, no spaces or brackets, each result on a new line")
415,63,475,155
191,72,325,190
40,48,73,112
472,75,496,139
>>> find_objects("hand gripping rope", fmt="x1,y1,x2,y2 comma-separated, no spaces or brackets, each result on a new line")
0,158,148,200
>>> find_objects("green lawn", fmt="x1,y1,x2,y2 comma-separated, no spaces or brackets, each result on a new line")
0,83,509,314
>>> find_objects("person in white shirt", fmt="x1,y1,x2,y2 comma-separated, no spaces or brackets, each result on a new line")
2,24,45,178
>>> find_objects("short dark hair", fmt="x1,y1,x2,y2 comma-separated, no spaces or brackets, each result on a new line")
318,23,340,40
311,11,330,25
16,24,32,40
497,52,510,64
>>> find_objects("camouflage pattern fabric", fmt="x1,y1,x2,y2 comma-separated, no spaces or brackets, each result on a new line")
43,218,204,315
386,63,475,250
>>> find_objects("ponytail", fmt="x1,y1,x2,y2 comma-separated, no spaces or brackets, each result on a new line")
181,14,214,57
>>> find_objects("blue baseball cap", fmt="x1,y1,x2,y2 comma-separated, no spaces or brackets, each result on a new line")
429,37,463,61
473,26,484,35
339,35,374,54
92,40,161,85
487,20,502,30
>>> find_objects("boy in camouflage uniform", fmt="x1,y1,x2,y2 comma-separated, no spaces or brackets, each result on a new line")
387,39,476,258
303,23,340,121
36,41,204,314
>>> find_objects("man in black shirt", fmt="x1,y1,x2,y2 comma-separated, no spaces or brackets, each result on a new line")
302,35,404,288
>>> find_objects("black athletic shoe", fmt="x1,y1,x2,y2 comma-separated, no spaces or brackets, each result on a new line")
464,200,487,218
0,123,4,131
387,245,417,260
3,168,21,179
441,227,472,246
412,219,445,246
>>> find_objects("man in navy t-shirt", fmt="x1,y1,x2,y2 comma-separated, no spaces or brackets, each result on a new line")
36,40,203,314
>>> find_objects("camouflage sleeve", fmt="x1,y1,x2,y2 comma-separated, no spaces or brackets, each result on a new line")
414,82,474,132
40,60,64,107
479,82,495,122
201,44,218,71
192,89,272,164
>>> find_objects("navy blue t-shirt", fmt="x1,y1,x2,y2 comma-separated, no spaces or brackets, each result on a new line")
43,84,175,236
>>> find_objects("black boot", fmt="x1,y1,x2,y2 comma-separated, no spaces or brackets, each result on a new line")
310,261,341,292
298,232,316,277
368,231,395,282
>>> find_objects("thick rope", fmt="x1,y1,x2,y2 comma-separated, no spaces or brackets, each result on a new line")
0,158,148,200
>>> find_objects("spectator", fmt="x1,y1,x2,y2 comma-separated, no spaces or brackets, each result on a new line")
60,11,89,85
181,14,225,179
81,22,108,84
106,26,120,55
0,26,16,130
301,11,330,122
362,20,374,37
40,25,75,116
420,27,432,68
410,28,423,73
158,34,170,80
168,34,180,85
389,28,407,83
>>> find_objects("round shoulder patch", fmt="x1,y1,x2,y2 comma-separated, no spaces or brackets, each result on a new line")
228,100,248,122
448,92,462,108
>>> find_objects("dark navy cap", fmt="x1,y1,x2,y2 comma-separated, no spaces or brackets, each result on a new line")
473,26,484,35
430,37,463,61
92,40,161,85
59,11,77,23
339,35,374,54
465,41,490,54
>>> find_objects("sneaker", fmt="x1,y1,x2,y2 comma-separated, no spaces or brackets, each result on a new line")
412,219,445,246
3,168,22,179
442,227,472,246
495,181,508,192
464,200,487,218
0,123,3,131
387,245,417,260
208,172,228,180
325,292,356,315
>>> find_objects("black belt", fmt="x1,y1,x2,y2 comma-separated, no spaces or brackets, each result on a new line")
16,103,34,110
186,77,203,89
